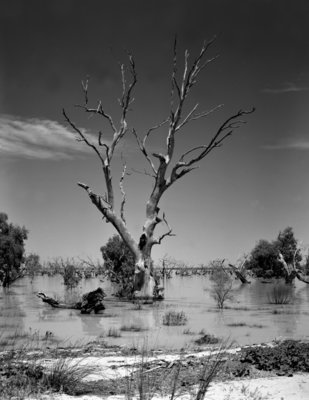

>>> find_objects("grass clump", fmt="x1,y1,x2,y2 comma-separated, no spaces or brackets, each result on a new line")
227,322,247,327
107,327,122,337
120,323,146,332
41,357,96,395
268,283,293,305
183,328,195,335
162,311,188,326
0,343,96,398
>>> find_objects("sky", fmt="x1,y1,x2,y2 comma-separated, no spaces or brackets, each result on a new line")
1,0,309,266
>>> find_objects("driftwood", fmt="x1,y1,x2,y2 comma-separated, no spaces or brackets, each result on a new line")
37,287,106,314
228,264,251,284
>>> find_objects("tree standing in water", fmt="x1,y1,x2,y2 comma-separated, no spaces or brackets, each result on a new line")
63,38,254,299
0,213,28,287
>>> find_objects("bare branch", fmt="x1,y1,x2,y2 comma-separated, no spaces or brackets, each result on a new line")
170,36,181,110
169,107,255,184
176,104,224,132
131,168,156,179
153,212,176,245
119,160,127,225
75,102,117,134
81,76,89,105
119,53,137,123
62,109,104,164
132,119,169,176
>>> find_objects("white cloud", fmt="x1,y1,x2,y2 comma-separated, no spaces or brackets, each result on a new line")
262,82,309,94
0,114,94,160
262,140,309,150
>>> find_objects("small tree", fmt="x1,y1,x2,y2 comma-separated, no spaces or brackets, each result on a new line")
0,213,28,287
25,253,42,281
63,38,253,299
63,263,82,289
245,239,281,278
209,260,233,309
100,235,135,298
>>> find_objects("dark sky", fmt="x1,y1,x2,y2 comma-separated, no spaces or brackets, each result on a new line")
1,0,309,264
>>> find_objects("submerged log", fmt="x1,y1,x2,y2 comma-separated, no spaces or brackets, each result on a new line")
37,287,106,314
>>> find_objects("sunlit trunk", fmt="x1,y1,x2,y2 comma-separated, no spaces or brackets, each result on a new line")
133,239,156,299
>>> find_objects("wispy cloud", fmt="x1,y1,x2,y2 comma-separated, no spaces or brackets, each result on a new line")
262,82,309,94
262,140,309,150
0,115,94,160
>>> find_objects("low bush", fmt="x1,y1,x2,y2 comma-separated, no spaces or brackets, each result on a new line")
162,311,188,326
120,323,146,332
195,333,220,346
268,283,293,304
240,340,309,375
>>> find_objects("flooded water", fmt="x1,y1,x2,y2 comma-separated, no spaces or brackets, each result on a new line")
1,274,309,350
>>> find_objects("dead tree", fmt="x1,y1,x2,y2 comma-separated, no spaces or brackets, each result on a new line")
228,254,251,284
63,38,254,299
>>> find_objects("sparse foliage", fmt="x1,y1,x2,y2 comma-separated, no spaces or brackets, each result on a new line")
209,259,233,309
63,263,82,289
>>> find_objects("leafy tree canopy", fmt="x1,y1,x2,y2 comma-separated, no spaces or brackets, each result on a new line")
0,213,28,286
245,227,301,278
100,235,135,298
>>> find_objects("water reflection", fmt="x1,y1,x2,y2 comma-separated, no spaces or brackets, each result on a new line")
1,275,309,349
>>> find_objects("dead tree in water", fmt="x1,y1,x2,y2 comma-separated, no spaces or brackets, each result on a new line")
37,287,106,314
228,255,251,284
63,38,254,299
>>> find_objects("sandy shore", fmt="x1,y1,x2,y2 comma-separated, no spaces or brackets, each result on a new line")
34,373,309,400
26,344,309,400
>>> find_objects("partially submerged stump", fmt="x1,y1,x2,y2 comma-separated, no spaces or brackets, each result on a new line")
37,287,106,314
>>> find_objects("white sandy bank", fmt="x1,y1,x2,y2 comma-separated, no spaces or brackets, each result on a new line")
36,373,309,400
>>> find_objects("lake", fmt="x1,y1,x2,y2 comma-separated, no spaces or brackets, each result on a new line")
1,274,309,350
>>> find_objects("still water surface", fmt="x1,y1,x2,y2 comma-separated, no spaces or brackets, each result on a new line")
1,275,309,350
